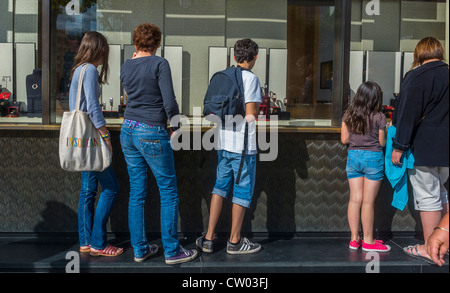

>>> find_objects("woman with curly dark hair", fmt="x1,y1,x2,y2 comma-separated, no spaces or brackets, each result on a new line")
120,23,197,264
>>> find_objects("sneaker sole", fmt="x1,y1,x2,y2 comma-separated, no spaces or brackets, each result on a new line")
362,245,391,252
165,250,198,265
199,246,213,253
227,245,261,255
349,245,360,250
195,238,213,253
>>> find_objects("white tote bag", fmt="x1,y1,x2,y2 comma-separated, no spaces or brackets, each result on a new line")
59,64,112,172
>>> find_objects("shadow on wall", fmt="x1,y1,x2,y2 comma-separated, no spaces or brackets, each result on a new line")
34,200,78,233
52,131,427,240
174,133,310,237
107,132,311,237
246,133,309,237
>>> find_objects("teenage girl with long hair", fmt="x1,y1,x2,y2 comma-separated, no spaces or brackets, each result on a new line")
341,81,391,252
70,31,122,257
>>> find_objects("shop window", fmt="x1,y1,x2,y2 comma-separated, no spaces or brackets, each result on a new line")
2,0,447,129
0,0,40,122
286,1,335,121
348,0,447,106
48,0,342,127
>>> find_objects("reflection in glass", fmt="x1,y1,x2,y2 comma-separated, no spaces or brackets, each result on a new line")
48,0,338,124
286,2,335,119
0,0,40,122
51,1,97,120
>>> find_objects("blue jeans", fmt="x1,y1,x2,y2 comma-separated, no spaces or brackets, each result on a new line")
78,165,119,250
120,120,180,258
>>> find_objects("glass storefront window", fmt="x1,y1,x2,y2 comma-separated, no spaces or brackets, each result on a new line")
285,1,336,121
349,0,447,107
2,0,446,128
0,0,40,123
49,0,340,127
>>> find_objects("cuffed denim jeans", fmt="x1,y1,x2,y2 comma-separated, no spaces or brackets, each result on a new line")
120,120,180,258
78,165,119,250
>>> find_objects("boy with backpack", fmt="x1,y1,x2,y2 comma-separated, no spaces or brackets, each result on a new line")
197,38,262,254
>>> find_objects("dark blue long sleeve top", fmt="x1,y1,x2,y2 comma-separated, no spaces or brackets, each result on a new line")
392,60,449,167
120,55,180,128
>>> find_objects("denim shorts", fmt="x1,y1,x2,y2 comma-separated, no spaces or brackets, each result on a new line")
346,150,384,181
212,150,257,208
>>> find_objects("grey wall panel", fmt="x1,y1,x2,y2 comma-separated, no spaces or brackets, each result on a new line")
209,47,228,82
0,43,13,93
101,44,121,110
164,46,183,111
15,43,36,104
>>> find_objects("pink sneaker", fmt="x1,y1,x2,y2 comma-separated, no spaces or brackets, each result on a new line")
362,239,391,252
349,239,361,250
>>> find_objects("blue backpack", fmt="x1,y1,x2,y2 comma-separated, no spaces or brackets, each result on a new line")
203,66,246,126
203,66,249,184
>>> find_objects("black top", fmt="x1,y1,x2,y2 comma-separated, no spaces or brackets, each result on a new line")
392,60,449,167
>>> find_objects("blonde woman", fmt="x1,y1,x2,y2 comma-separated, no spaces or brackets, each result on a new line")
392,37,449,264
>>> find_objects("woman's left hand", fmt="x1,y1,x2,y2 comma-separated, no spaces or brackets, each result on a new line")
391,149,403,165
168,128,178,140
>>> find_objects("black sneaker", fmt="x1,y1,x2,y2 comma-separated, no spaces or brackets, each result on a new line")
226,237,261,255
195,232,214,253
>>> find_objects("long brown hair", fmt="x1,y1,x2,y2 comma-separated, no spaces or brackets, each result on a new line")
71,31,109,84
411,36,445,69
343,81,383,135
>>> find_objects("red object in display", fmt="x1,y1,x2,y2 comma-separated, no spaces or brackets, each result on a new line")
7,106,19,117
0,92,11,100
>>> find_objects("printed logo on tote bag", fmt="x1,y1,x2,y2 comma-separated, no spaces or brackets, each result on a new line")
59,64,112,172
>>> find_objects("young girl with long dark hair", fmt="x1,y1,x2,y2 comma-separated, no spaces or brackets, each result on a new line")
341,81,390,252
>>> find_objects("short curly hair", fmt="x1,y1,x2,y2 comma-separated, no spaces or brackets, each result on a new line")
133,23,161,53
234,38,259,63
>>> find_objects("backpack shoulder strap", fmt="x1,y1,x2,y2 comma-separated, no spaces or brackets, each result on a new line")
226,66,245,98
235,121,248,185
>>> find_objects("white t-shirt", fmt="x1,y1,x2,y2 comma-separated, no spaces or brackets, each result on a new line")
217,70,262,155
